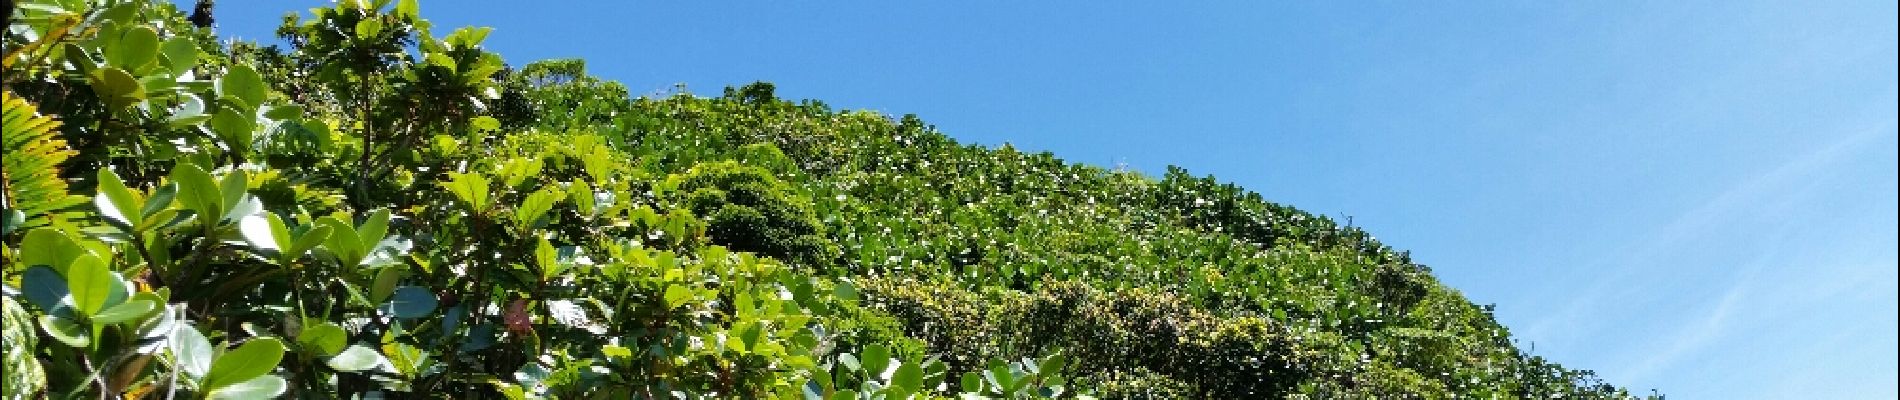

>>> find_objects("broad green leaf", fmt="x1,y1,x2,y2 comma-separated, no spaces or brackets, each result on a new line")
288,225,333,261
239,214,284,253
319,217,366,266
534,238,560,281
382,286,437,319
172,324,214,380
839,353,862,372
263,105,304,120
87,67,144,108
161,37,199,74
440,172,491,212
108,26,159,71
204,337,286,391
355,18,383,39
893,362,924,392
1036,352,1066,377
168,94,212,127
142,183,178,218
383,341,429,376
470,115,500,132
326,345,384,372
662,285,691,309
208,375,286,400
297,321,348,356
568,180,596,216
961,371,983,393
39,315,88,347
65,254,113,317
395,0,420,17
862,344,891,381
20,229,87,274
21,266,69,312
95,169,142,229
218,170,249,220
172,164,223,222
833,281,859,302
92,299,155,325
514,186,562,228
357,209,390,249
424,53,455,72
218,65,268,109
369,267,402,304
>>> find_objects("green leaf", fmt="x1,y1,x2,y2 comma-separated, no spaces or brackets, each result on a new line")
961,371,983,393
297,321,348,356
893,362,924,392
326,345,384,372
20,266,69,312
65,254,114,317
862,344,891,380
204,337,286,391
218,170,249,220
833,281,859,302
1036,352,1066,377
20,229,87,274
95,169,142,229
534,238,561,281
839,353,862,372
108,26,159,71
142,183,178,218
513,185,562,228
355,18,383,39
319,217,366,266
87,67,144,108
263,105,303,120
395,0,420,17
662,285,691,309
92,299,155,325
208,375,286,400
357,209,390,249
440,172,491,212
172,324,214,380
288,225,332,261
161,37,199,74
369,266,402,304
218,64,268,109
383,341,430,376
239,214,286,253
39,315,89,347
424,53,455,72
470,115,500,132
382,286,436,319
172,164,223,222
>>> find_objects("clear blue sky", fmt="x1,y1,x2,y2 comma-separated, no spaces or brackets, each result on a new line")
204,1,1897,397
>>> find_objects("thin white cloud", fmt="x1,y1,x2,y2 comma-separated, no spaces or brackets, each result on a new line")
1518,117,1896,370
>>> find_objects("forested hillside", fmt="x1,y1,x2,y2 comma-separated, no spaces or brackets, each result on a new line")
1,1,1658,398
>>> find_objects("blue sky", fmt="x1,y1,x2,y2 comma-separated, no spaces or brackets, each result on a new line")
204,1,1897,397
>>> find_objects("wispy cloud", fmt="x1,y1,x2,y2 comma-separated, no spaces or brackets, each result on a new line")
1517,118,1896,373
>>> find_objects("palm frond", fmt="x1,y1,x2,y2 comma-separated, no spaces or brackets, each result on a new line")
2,91,86,230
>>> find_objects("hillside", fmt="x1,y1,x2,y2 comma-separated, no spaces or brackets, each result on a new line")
1,1,1655,398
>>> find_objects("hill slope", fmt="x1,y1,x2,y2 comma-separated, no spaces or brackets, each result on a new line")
0,1,1652,398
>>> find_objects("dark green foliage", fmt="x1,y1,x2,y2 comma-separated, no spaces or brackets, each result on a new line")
666,160,837,266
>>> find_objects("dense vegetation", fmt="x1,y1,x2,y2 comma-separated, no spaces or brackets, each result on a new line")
1,1,1660,398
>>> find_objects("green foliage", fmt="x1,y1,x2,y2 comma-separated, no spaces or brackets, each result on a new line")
666,160,838,266
0,0,1656,398
1,92,85,233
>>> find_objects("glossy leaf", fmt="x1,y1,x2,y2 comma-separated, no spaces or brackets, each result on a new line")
204,337,286,391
